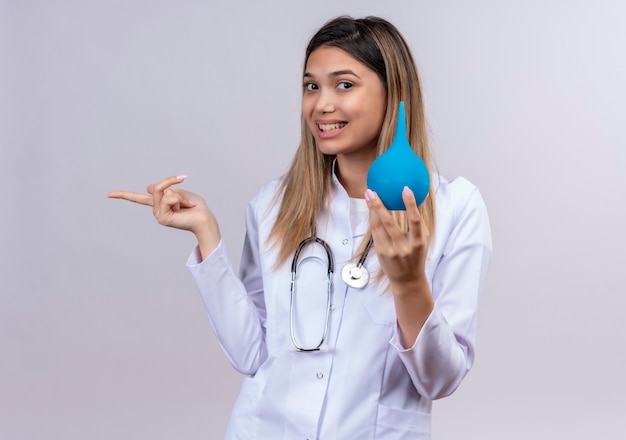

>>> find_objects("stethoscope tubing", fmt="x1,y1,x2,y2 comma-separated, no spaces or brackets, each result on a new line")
289,235,373,352
290,236,334,352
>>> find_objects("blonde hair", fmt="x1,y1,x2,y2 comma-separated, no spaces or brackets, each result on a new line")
269,16,436,266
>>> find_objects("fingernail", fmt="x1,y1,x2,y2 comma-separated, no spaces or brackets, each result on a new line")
176,174,187,180
402,186,413,198
364,189,376,202
188,200,197,206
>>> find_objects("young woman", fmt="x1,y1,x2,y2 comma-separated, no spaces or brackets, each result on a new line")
109,16,492,440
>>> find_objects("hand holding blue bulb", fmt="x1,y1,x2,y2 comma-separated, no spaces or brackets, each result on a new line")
366,101,430,210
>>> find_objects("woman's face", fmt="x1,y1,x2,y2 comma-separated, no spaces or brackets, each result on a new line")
302,46,386,161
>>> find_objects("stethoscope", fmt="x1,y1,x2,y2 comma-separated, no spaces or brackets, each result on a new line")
289,235,374,352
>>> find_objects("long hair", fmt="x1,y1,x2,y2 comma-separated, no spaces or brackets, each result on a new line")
269,16,436,266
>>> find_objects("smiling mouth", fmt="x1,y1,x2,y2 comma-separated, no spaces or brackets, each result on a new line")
317,122,347,132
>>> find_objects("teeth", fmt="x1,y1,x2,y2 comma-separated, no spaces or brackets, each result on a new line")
318,122,347,132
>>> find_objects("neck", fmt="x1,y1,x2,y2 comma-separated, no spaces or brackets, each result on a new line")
335,153,375,198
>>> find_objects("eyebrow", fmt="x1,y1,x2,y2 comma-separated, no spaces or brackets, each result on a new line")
303,69,362,79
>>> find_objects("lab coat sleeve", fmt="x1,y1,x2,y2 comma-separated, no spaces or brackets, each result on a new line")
390,185,492,400
186,196,267,376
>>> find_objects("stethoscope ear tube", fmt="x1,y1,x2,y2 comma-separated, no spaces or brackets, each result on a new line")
291,236,334,274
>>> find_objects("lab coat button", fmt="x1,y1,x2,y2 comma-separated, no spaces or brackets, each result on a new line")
316,372,324,380
342,239,349,245
330,304,336,311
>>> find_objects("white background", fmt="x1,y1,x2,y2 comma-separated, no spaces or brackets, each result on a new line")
1,0,625,438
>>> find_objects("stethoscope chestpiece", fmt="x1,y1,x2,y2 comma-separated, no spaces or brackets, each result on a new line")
341,263,369,289
340,236,373,289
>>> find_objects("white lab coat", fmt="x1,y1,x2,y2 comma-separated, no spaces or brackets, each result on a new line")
187,171,492,439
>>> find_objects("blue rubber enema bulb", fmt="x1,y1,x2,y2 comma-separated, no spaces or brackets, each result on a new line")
366,101,430,210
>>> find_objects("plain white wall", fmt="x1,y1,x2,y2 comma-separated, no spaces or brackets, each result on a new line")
1,1,625,439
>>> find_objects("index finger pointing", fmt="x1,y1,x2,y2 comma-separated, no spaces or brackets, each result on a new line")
107,190,154,206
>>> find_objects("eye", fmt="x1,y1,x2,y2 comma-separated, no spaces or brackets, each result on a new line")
304,82,318,91
338,81,353,90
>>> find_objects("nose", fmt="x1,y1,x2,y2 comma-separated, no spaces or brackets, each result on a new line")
314,89,336,114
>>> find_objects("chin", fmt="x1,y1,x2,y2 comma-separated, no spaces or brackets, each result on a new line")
316,137,347,152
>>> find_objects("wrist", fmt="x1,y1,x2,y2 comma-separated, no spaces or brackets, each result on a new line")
193,223,221,260
390,273,431,300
